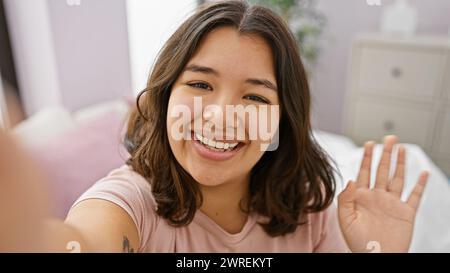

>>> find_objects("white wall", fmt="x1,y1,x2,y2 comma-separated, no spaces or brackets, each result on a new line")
3,0,61,116
126,0,198,94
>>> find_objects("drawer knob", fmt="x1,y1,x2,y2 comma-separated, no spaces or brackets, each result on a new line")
383,120,395,131
391,67,402,78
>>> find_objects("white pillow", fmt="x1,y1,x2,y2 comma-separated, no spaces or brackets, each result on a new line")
313,129,357,159
12,107,75,146
12,99,131,146
72,99,130,124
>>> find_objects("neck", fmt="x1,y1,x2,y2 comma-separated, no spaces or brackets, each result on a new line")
199,175,250,234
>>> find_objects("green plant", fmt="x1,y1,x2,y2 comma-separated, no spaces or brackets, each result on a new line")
251,0,326,74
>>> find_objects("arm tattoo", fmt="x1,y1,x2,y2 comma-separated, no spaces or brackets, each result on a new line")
122,236,135,253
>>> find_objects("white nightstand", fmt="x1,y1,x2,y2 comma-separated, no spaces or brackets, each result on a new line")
345,33,450,175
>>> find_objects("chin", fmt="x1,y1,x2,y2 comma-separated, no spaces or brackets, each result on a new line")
188,167,228,187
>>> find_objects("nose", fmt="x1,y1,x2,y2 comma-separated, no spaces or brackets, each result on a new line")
202,94,244,141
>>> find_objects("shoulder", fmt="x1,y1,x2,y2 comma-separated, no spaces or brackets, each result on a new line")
69,164,158,252
92,165,155,203
74,165,157,215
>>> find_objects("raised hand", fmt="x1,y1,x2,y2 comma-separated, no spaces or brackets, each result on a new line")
338,135,429,253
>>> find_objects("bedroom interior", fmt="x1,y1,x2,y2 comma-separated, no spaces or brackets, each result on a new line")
0,0,449,252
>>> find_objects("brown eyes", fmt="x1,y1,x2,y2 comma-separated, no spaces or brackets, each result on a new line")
187,82,270,104
242,95,270,104
187,82,212,91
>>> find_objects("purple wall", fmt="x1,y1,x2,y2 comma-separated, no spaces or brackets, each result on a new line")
48,0,132,111
312,0,450,134
49,0,449,126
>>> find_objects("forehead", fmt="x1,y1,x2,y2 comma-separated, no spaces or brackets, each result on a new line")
187,26,276,80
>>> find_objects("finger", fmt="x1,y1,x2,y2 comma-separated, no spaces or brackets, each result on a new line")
374,135,398,190
388,145,405,197
356,141,375,189
406,171,429,210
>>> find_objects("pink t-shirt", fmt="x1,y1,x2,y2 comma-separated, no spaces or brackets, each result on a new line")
70,165,349,253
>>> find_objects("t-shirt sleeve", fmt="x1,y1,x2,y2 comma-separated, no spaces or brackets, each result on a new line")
68,165,157,252
313,203,350,253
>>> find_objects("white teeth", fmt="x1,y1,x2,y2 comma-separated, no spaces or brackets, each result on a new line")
195,133,203,142
201,138,208,145
215,142,224,149
229,143,238,148
208,139,215,147
194,132,239,151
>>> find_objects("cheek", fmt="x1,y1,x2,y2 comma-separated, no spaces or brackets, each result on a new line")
167,90,198,139
245,143,266,165
167,90,196,119
244,105,280,150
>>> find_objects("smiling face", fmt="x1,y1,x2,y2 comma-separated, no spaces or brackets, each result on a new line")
167,26,280,187
126,1,335,235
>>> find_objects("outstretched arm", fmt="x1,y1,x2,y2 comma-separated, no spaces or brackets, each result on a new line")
0,129,139,252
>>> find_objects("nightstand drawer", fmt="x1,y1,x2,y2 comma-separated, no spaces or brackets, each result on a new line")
358,46,445,100
351,99,434,149
435,111,450,158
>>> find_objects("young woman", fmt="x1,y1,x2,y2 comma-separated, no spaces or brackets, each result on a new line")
0,0,428,253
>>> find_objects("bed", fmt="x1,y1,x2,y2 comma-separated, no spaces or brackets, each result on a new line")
12,99,450,252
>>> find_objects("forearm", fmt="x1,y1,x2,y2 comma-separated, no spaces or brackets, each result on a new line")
0,131,138,253
43,218,133,253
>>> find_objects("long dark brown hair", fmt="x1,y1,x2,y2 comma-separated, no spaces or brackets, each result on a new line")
124,0,336,236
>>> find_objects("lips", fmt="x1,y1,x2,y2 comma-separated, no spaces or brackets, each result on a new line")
191,131,245,161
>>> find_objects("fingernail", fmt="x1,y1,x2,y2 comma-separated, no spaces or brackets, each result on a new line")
366,141,375,147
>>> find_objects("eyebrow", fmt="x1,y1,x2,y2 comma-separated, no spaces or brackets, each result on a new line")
183,64,278,92
184,64,219,76
245,78,278,92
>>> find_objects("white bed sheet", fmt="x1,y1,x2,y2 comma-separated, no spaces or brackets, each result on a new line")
314,130,450,252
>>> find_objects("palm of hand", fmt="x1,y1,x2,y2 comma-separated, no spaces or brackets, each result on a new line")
338,136,428,253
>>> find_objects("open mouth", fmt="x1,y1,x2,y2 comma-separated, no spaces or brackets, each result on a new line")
191,131,245,160
193,131,241,151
